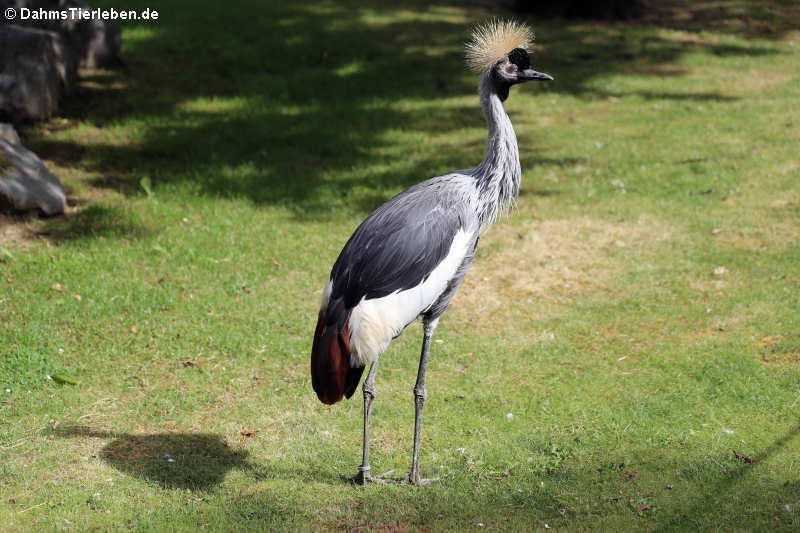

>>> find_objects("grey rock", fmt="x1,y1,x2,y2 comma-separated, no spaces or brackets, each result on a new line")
0,124,66,215
0,124,21,144
57,0,122,68
83,14,122,68
0,24,67,121
0,0,121,69
0,0,122,121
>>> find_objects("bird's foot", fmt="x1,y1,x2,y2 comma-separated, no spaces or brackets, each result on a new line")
341,467,390,485
408,471,440,486
342,468,428,485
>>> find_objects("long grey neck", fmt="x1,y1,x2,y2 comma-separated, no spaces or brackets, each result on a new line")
473,72,521,229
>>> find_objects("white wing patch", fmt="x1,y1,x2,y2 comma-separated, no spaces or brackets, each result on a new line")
347,228,474,367
320,279,332,309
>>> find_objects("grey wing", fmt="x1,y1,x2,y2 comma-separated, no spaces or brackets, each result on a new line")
329,182,477,312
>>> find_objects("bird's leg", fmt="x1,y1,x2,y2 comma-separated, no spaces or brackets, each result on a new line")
353,359,380,485
408,319,439,485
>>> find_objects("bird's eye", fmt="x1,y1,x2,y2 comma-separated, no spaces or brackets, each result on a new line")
507,64,518,73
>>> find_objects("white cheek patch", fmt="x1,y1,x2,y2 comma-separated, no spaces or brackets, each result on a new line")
347,228,474,366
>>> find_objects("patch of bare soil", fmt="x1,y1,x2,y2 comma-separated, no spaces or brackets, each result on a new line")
0,213,47,248
0,201,84,248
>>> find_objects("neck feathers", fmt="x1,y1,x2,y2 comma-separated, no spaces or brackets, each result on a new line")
474,72,521,229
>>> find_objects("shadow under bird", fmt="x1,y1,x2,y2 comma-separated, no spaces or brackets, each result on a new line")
311,20,553,485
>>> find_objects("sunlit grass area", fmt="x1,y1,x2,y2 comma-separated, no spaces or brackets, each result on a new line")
1,0,799,531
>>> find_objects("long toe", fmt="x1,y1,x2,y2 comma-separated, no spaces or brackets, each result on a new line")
408,471,440,486
341,471,389,485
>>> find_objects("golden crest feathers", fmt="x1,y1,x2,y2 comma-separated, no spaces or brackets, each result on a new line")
465,19,533,73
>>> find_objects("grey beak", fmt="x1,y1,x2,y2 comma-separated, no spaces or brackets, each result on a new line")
519,69,553,82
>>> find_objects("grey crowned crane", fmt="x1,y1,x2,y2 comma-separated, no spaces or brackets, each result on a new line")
311,20,553,485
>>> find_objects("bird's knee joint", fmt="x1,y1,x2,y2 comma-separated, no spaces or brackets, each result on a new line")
363,384,376,399
413,387,426,402
423,318,439,336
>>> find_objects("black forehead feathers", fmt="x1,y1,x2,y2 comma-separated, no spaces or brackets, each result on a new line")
507,48,531,70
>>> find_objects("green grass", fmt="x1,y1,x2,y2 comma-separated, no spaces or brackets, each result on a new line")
2,0,800,531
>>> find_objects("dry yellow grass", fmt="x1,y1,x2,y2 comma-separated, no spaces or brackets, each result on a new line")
450,217,674,330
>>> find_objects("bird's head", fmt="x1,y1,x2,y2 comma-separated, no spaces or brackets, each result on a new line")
492,48,553,86
466,20,552,100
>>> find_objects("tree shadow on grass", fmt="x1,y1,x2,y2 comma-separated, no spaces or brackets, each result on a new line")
25,0,481,218
40,204,152,242
0,202,149,246
18,0,782,230
637,0,800,41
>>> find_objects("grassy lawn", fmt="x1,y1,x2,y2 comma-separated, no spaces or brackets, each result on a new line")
2,0,799,530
